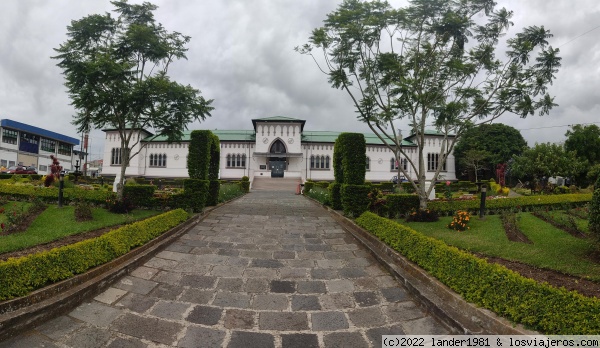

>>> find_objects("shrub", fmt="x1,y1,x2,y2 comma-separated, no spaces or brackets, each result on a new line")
123,185,156,208
188,130,213,179
589,176,600,250
303,181,314,194
401,182,415,193
384,194,420,218
329,182,342,210
405,209,439,222
338,133,366,185
355,212,600,334
207,180,220,206
316,181,330,188
306,186,331,206
183,179,209,213
367,188,387,216
341,184,370,218
0,209,189,301
379,182,395,192
74,199,93,221
447,210,471,231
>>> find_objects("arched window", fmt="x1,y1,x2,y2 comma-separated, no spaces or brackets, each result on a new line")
227,154,231,167
390,158,398,171
325,156,330,169
242,154,246,167
320,155,325,169
269,139,286,154
366,157,370,170
149,154,155,166
310,155,315,169
236,154,241,167
161,154,167,167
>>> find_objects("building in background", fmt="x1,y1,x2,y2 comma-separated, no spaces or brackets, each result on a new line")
0,119,79,174
101,116,456,184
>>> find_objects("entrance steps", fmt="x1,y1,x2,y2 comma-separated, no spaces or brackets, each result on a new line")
251,177,301,192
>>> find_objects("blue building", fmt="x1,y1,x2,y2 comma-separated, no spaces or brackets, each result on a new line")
0,119,80,173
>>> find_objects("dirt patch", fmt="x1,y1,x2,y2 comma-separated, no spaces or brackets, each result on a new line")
500,212,532,244
479,254,600,299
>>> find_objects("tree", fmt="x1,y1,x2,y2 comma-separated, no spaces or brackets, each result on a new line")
509,143,586,185
297,0,561,209
460,149,490,183
454,123,527,180
53,1,214,199
565,124,600,185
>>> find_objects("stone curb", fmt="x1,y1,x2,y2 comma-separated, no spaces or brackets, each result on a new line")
0,197,241,342
304,196,537,335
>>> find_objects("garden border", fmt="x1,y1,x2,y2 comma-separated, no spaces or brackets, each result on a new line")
306,197,536,335
0,197,238,341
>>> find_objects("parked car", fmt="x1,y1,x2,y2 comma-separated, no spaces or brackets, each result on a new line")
6,166,37,174
391,175,407,184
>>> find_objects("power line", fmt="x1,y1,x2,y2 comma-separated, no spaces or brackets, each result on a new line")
557,25,600,48
518,121,600,131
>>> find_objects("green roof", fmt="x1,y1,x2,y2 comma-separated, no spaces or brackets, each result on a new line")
302,131,414,146
252,116,305,122
142,130,255,142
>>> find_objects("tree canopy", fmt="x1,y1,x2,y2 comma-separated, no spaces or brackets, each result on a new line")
510,143,587,184
565,124,600,166
453,123,527,180
297,0,561,208
53,0,214,198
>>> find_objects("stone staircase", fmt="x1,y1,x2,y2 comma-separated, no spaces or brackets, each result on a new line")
251,177,301,192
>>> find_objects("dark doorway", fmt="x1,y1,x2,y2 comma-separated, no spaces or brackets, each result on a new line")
270,159,286,177
269,140,287,178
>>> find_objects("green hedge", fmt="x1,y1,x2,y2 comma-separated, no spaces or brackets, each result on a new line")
341,184,370,217
0,183,111,205
385,194,420,218
123,185,156,208
183,179,209,212
0,209,189,301
355,212,600,334
428,193,592,214
379,182,395,192
240,176,250,193
188,130,213,179
338,133,366,185
315,181,330,189
207,180,220,206
304,181,315,194
329,183,342,210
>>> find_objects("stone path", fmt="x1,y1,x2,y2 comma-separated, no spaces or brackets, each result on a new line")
0,191,449,348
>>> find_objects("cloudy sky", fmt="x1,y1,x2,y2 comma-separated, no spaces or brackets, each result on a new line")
1,0,599,160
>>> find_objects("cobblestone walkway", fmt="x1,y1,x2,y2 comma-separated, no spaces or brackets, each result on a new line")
1,191,449,348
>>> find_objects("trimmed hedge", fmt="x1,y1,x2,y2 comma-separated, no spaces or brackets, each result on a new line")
338,133,366,185
183,179,209,212
207,180,220,206
329,182,342,210
304,181,315,194
0,209,189,301
315,181,330,189
123,185,156,208
0,183,111,205
341,184,370,218
240,176,250,193
355,212,600,334
188,130,213,179
385,194,420,218
428,193,592,214
379,182,395,192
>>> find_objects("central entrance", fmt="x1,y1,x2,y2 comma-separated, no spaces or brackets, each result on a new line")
270,159,286,177
269,139,287,178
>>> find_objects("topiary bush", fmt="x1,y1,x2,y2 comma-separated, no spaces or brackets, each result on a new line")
303,180,315,194
329,182,342,210
341,184,370,218
385,194,420,218
123,185,156,208
589,176,600,251
183,179,209,213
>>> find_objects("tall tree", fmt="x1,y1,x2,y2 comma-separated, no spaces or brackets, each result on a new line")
53,1,214,199
565,124,600,165
453,123,527,180
297,0,560,209
460,149,490,183
509,143,587,184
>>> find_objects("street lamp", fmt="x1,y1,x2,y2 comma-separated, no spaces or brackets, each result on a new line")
58,170,65,208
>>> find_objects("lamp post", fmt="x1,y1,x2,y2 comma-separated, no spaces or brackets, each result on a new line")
479,185,487,219
58,170,65,208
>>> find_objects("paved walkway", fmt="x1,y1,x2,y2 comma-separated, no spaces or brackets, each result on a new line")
0,191,449,348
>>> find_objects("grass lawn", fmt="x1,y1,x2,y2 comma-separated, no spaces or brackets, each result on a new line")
403,212,600,281
0,205,159,255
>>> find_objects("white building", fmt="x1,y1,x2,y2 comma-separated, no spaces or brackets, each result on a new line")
0,119,80,173
101,116,456,183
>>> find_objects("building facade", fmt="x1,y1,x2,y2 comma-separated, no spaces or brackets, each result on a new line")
101,116,456,183
0,119,80,173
